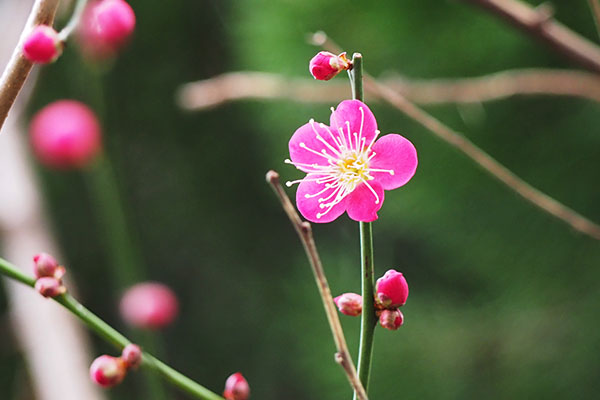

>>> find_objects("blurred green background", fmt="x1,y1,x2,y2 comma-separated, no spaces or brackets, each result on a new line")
2,0,600,398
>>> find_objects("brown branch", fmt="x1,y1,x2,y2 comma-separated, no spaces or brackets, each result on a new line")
265,170,369,400
0,0,60,133
177,69,600,111
312,32,600,241
463,0,600,74
588,0,600,40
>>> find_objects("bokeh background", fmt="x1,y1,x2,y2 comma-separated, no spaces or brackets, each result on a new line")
1,0,600,399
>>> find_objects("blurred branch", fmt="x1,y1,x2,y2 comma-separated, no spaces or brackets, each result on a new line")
462,0,600,74
177,69,600,110
0,256,225,400
588,0,600,39
266,170,369,400
0,0,60,133
312,32,600,241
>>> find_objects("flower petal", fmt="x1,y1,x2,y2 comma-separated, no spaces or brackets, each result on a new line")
289,120,341,172
346,180,384,222
330,100,377,151
370,134,418,190
296,178,348,223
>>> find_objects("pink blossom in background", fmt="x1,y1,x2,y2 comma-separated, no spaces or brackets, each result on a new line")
309,51,350,81
78,0,136,59
223,372,250,400
22,25,62,63
120,282,179,329
89,355,127,387
30,100,102,169
286,100,418,223
375,269,409,308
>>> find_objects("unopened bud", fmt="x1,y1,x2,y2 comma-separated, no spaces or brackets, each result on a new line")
120,282,179,329
309,51,350,81
35,277,66,298
23,25,62,64
121,344,142,369
223,372,250,400
375,269,409,308
379,309,404,331
333,293,362,316
89,355,128,387
33,252,65,280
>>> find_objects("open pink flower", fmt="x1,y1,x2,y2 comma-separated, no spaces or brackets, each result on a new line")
286,100,417,222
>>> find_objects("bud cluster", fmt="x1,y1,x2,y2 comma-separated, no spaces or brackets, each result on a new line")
375,269,409,330
333,269,409,331
33,253,66,298
89,344,142,387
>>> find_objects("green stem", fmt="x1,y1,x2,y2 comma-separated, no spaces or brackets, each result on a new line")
58,0,89,41
349,53,377,399
0,257,224,400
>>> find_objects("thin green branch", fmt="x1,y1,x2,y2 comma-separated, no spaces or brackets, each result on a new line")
588,0,600,40
58,0,89,41
348,54,377,400
0,256,224,400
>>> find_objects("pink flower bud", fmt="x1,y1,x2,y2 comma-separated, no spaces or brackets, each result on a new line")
223,372,250,400
23,25,62,64
333,293,362,317
119,282,179,330
309,51,350,81
33,252,65,280
121,344,142,369
79,0,136,58
89,355,127,387
379,309,404,331
34,277,66,298
375,269,409,308
30,100,102,169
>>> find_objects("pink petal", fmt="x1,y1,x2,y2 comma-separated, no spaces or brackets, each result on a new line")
289,120,339,172
370,134,418,190
330,100,378,150
346,180,384,222
296,179,348,223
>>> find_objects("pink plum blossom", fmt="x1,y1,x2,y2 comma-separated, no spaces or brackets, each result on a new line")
23,25,62,64
119,282,179,329
286,100,417,222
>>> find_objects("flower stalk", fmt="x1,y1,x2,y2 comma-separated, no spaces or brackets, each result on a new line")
0,256,224,400
349,53,377,400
